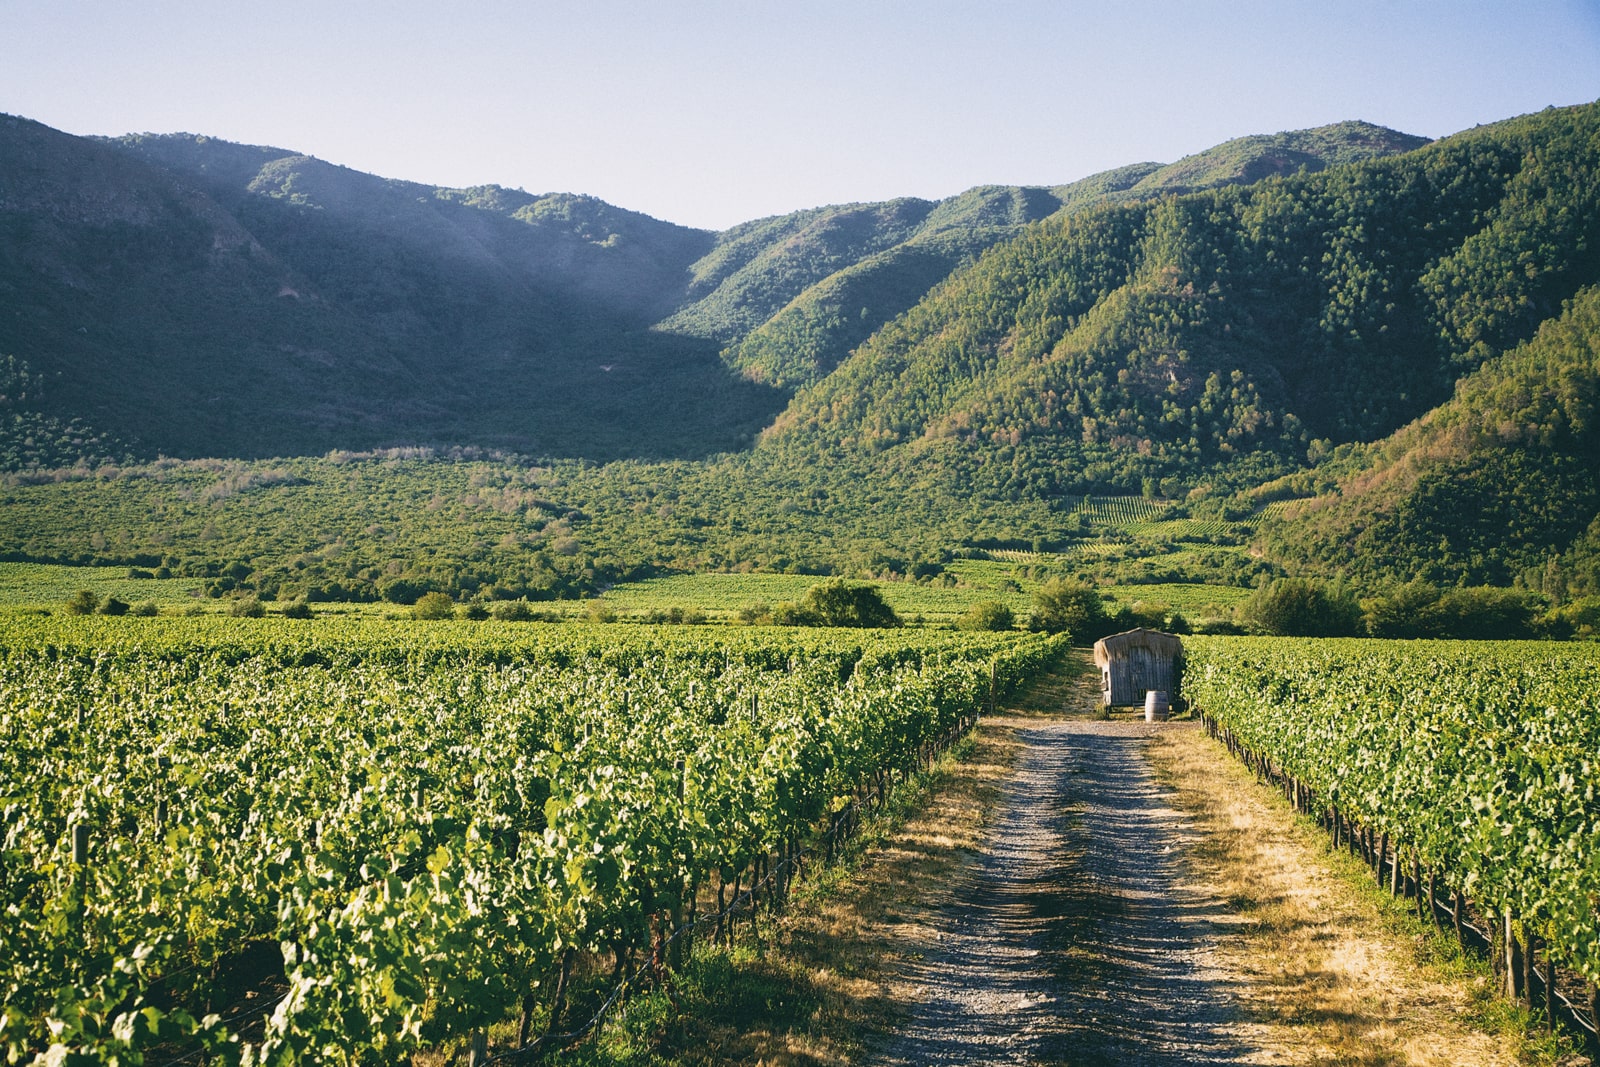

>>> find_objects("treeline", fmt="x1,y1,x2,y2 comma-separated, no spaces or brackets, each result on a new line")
1229,576,1598,640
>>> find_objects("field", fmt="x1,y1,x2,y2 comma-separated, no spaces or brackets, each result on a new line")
0,486,1274,632
0,561,207,610
1102,581,1253,615
7,613,1598,1063
0,615,1068,1066
0,560,1253,628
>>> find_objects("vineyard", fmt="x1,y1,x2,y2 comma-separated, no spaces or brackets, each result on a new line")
1069,495,1173,528
1186,637,1600,1039
0,617,1068,1065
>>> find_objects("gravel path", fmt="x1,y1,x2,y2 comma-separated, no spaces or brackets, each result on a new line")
877,719,1259,1066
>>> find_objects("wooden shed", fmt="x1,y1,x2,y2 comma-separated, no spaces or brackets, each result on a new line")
1093,629,1184,707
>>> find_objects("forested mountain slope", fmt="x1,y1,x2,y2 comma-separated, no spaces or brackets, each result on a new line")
707,121,1427,390
1260,284,1600,592
0,113,1426,465
2,102,1595,605
760,104,1600,500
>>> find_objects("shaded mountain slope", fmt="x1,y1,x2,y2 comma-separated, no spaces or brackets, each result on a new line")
113,133,714,320
1,116,779,461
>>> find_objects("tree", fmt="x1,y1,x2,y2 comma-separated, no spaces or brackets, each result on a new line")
958,600,1015,631
65,589,99,615
1028,579,1108,639
1240,578,1361,636
800,579,901,628
412,592,456,620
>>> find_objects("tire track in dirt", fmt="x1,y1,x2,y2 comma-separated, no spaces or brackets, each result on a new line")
877,719,1258,1066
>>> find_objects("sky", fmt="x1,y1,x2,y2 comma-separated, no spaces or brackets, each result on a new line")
2,1,1597,230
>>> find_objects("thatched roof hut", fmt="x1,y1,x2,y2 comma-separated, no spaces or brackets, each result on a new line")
1093,628,1184,707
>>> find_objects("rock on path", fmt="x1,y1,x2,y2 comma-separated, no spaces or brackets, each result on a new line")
877,720,1259,1066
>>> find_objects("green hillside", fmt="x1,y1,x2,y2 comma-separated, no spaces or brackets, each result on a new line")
1261,284,1600,592
0,114,1428,467
3,105,1597,614
763,104,1600,499
716,122,1427,390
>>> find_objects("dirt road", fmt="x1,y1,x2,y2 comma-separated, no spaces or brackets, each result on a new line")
873,704,1525,1066
878,719,1253,1066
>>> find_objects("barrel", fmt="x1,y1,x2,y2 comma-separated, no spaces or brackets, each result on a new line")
1144,690,1170,722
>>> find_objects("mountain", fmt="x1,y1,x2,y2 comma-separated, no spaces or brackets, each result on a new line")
758,103,1600,502
0,114,1428,466
12,104,1600,607
702,122,1428,390
0,116,776,461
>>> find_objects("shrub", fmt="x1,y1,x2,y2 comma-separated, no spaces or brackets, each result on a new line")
584,599,617,624
1240,578,1361,637
1115,600,1170,630
736,602,772,625
1431,587,1540,640
381,578,437,606
412,592,456,620
1361,581,1541,639
1552,596,1600,639
130,601,160,617
771,601,822,626
958,600,1015,631
491,600,535,622
96,596,131,617
280,599,314,620
461,603,491,621
65,589,99,615
1362,579,1443,638
228,596,266,619
1028,579,1108,639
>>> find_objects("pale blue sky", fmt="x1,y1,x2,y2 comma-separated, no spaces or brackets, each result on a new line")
3,1,1597,229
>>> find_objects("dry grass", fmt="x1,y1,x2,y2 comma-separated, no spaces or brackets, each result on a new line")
1145,724,1556,1067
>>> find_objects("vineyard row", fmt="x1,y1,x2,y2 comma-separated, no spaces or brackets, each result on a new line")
1185,637,1600,1049
1,621,1069,1065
